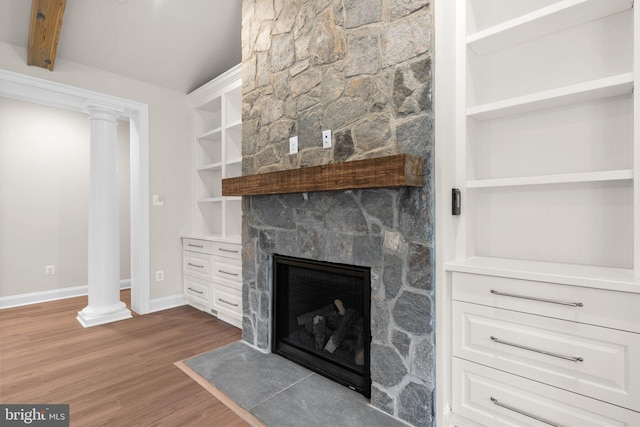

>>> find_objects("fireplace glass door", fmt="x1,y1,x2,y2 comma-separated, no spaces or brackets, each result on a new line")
272,255,371,397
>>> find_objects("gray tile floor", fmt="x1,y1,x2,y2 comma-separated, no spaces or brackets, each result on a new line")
185,341,407,427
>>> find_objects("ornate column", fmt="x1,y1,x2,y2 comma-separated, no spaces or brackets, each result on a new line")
77,103,132,327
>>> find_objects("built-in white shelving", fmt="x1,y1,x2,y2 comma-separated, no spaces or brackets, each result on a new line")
467,73,633,121
188,64,242,241
467,0,632,56
458,0,636,269
438,1,640,424
467,169,633,188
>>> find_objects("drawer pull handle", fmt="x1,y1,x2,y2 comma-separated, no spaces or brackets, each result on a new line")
490,336,583,362
219,248,239,253
188,244,204,248
188,263,204,268
218,298,239,307
218,269,239,277
490,289,583,307
188,287,204,294
490,397,561,427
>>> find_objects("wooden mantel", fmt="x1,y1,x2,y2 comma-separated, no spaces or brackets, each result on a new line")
222,154,423,196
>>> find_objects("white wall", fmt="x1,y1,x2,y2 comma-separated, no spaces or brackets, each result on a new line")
0,42,193,300
0,97,130,297
118,119,131,281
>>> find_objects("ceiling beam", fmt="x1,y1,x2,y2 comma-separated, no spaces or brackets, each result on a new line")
27,0,66,71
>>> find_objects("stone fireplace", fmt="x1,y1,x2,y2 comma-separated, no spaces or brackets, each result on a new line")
239,1,434,425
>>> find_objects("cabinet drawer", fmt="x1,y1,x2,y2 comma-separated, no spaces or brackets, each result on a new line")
184,275,210,305
213,257,242,288
183,238,213,254
212,283,242,321
452,358,640,426
453,301,640,412
183,251,212,280
213,242,241,260
452,272,640,333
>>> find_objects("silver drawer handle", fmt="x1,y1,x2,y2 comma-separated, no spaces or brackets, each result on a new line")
491,336,583,362
188,263,204,268
490,397,561,427
218,298,239,307
188,244,204,248
218,269,238,276
490,289,583,307
188,287,204,294
218,248,238,253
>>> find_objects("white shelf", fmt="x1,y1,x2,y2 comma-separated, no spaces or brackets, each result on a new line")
197,127,222,141
197,197,224,203
226,196,242,202
467,169,633,189
445,256,640,294
467,0,632,56
197,162,223,172
226,157,242,166
467,73,633,121
227,119,243,130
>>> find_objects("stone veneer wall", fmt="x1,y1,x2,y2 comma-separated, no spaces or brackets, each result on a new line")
240,1,434,425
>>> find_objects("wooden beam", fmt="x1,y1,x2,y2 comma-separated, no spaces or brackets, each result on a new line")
222,154,424,196
27,0,66,71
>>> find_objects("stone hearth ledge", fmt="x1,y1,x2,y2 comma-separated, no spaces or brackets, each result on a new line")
177,341,409,427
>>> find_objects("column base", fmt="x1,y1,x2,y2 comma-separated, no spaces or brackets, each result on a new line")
76,302,132,328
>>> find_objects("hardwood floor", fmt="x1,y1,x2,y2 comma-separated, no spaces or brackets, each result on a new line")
0,290,248,426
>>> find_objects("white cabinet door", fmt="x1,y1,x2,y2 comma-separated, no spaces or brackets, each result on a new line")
452,358,640,427
453,301,640,411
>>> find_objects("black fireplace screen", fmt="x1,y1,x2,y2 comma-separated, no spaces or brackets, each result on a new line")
272,254,371,397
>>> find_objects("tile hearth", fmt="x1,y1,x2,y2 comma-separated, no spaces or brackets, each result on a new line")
183,341,407,427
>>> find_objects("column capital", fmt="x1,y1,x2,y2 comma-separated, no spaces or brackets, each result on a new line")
82,101,126,122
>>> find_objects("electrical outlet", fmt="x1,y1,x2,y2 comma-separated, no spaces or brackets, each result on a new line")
152,195,164,206
155,270,165,281
45,265,55,275
289,136,299,154
322,130,332,149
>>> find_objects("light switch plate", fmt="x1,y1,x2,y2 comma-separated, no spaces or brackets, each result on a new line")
289,136,299,154
322,130,332,149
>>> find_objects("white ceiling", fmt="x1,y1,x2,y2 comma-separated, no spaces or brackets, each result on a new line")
0,0,242,93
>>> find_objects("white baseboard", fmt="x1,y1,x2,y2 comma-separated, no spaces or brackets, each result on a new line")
148,294,188,313
0,279,131,309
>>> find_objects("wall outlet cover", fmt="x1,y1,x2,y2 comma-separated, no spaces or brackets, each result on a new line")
155,270,165,281
45,265,55,275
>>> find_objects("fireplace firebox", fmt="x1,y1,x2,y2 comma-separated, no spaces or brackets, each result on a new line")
272,255,371,397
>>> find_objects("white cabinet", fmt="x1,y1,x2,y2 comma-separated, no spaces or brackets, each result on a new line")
188,64,242,240
438,0,640,424
181,237,242,328
452,279,640,412
182,65,243,328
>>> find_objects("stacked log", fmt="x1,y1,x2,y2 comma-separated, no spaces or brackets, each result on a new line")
294,299,365,366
